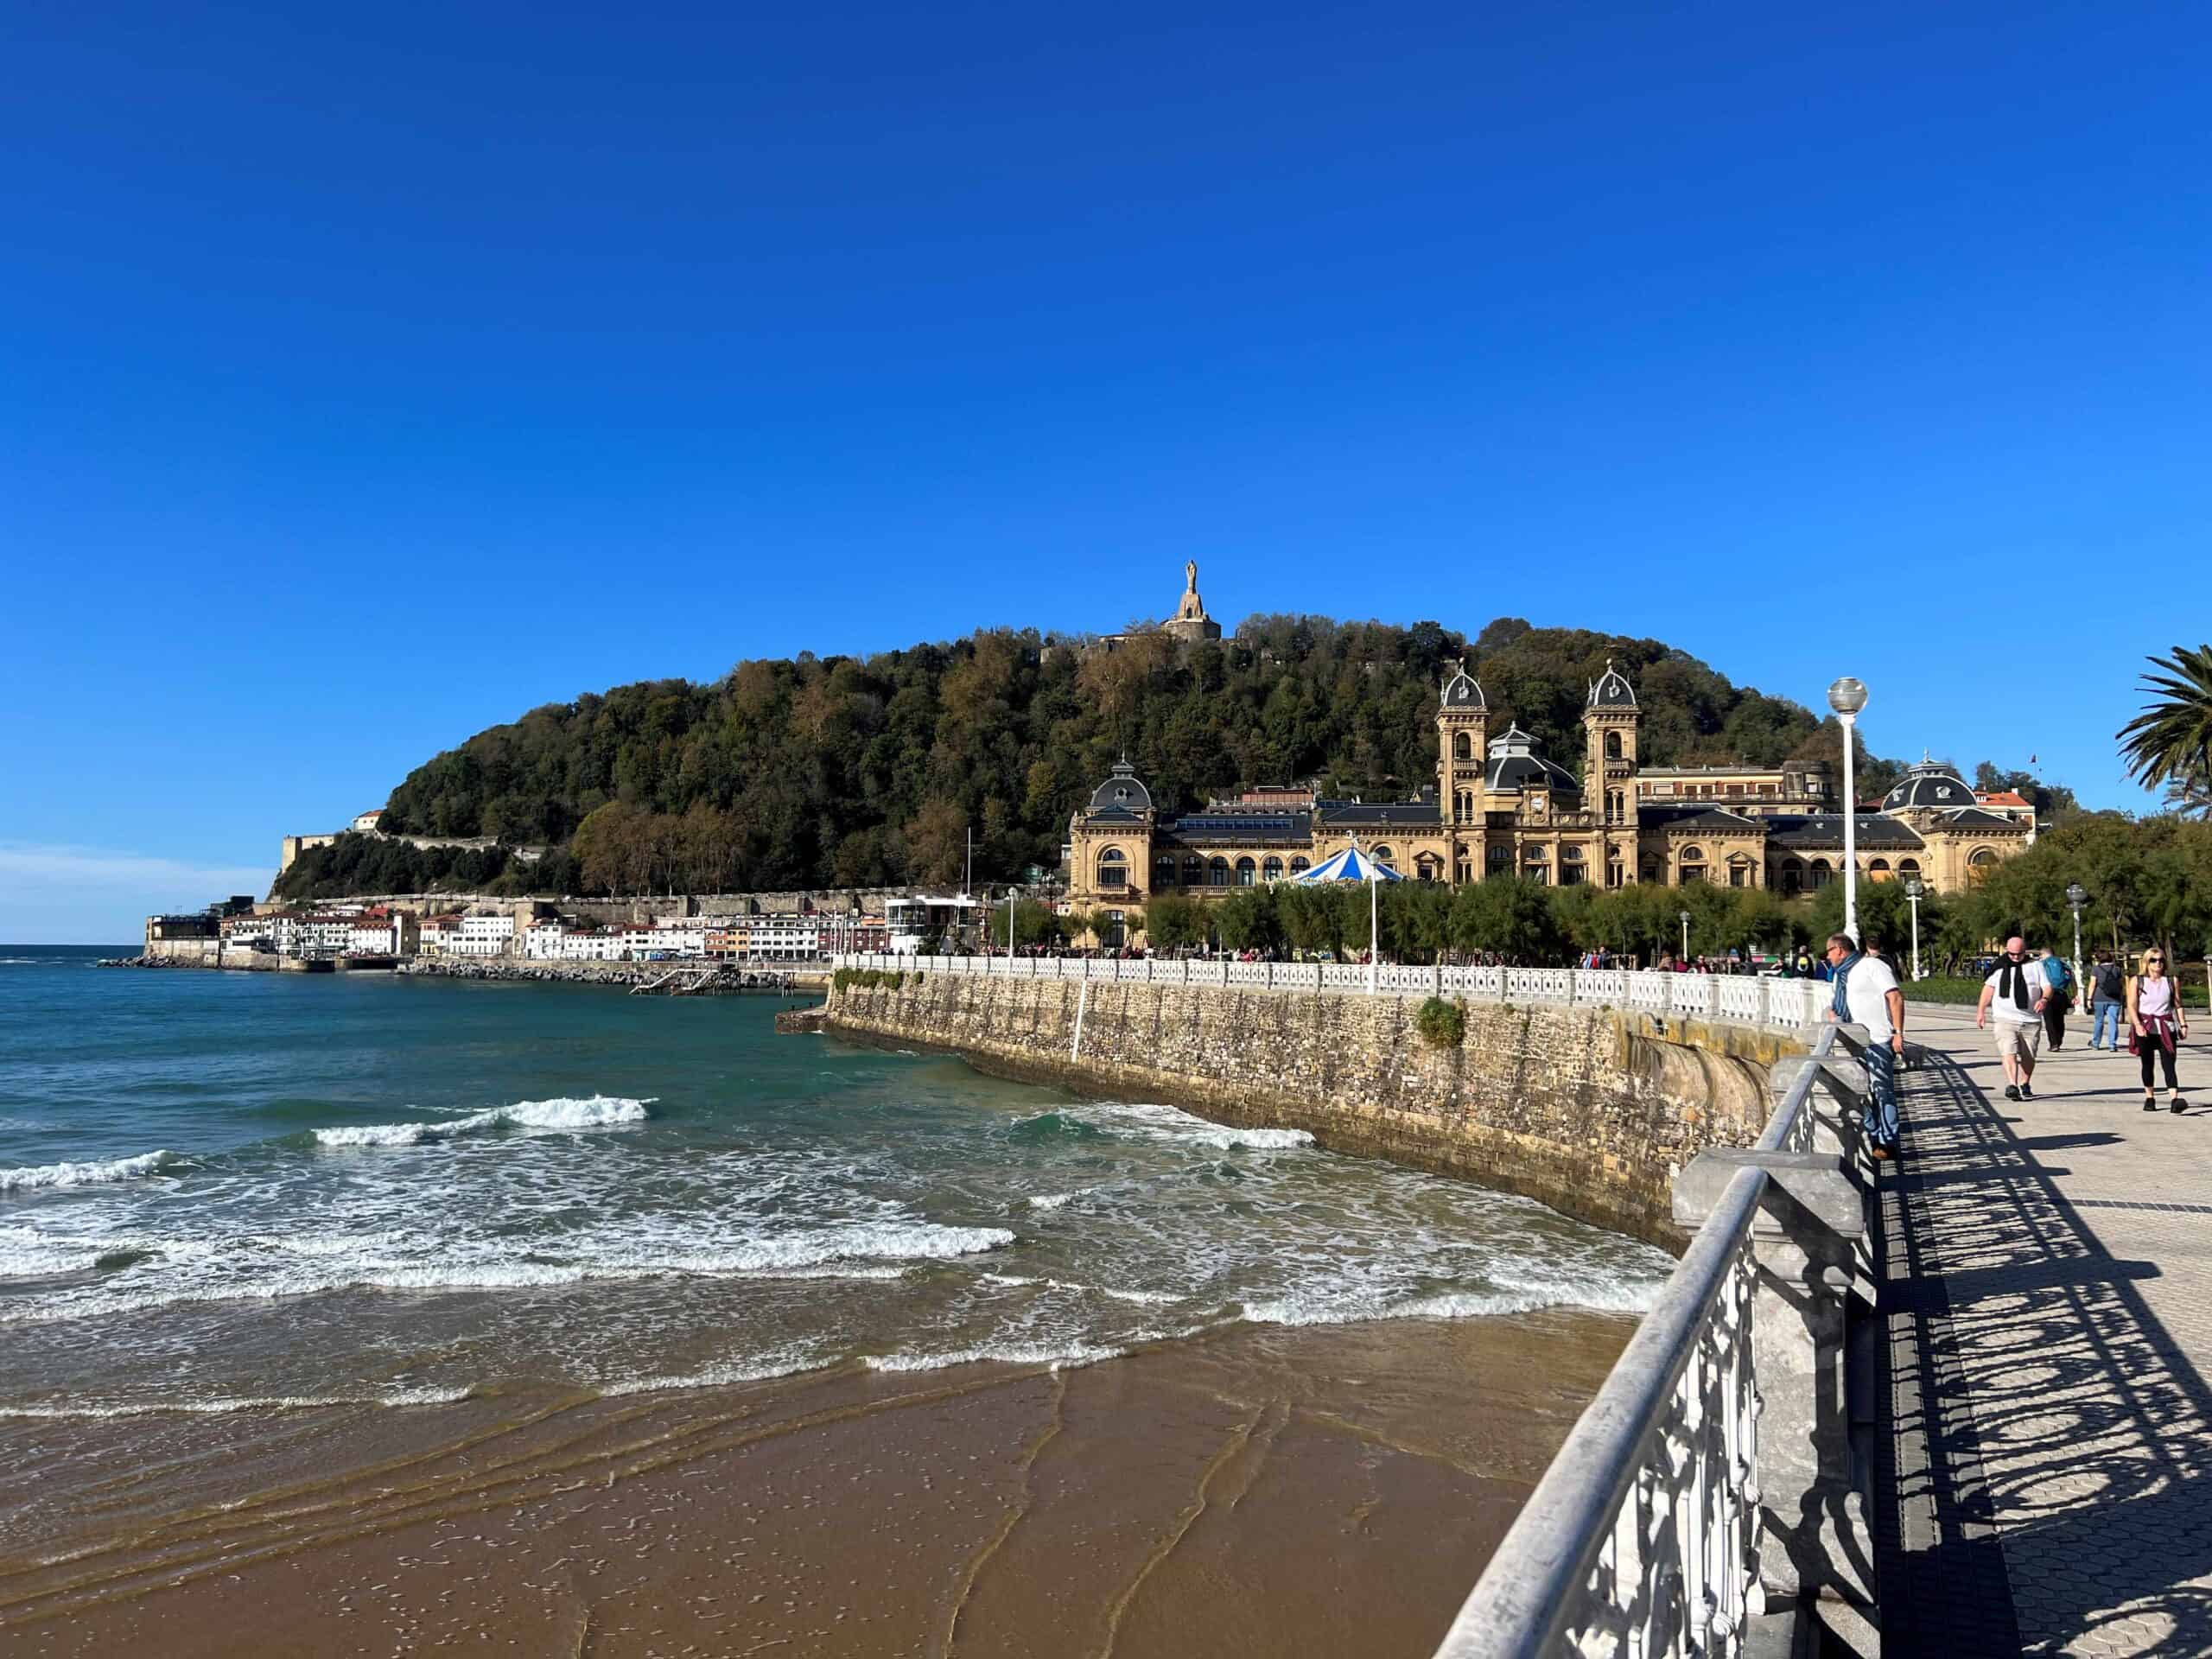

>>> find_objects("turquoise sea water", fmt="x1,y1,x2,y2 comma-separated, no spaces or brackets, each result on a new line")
0,947,1669,1415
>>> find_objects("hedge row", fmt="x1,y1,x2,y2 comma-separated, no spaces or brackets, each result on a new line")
832,968,906,992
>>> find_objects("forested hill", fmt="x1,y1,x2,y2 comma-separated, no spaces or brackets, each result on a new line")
281,616,1898,900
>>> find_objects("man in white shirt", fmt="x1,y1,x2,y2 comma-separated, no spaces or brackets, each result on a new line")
1827,931,1905,1158
1975,936,2048,1102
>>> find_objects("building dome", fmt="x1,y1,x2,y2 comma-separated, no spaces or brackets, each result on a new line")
1484,726,1580,792
1586,660,1637,709
1881,759,1974,812
1087,760,1154,814
1440,664,1485,709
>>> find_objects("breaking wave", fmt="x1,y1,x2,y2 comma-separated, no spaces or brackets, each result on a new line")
1,1150,183,1194
314,1096,652,1148
1036,1102,1315,1151
0,1386,472,1419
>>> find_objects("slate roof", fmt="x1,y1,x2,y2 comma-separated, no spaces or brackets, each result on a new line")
1484,725,1580,792
1586,661,1637,708
1766,814,1927,851
1314,800,1446,827
1658,809,1767,835
1160,811,1314,845
1936,807,2031,831
1440,669,1485,709
1881,761,1976,811
1086,760,1153,815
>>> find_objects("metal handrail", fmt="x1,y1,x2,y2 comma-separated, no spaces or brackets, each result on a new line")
1433,1024,1841,1656
1433,1163,1769,1657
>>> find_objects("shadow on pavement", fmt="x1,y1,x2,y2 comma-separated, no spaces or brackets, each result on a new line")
1875,1047,2212,1658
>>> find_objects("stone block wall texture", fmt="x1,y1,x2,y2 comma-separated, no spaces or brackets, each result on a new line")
826,976,1801,1249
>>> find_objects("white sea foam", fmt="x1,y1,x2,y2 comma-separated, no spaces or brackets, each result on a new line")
2,1220,1014,1325
980,1271,1181,1306
599,1350,832,1396
0,1149,182,1193
313,1095,652,1148
1026,1192,1076,1211
1240,1274,1659,1329
864,1339,1127,1374
1049,1102,1314,1151
0,1386,472,1419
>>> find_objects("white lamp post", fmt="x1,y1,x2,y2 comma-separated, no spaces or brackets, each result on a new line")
1368,842,1380,996
2066,882,2087,992
1827,677,1869,943
1680,908,1692,965
1903,875,1924,982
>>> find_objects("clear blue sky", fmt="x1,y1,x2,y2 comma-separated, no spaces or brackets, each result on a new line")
5,1,2206,941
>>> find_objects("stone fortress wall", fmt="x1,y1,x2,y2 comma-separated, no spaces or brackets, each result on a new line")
823,971,1804,1249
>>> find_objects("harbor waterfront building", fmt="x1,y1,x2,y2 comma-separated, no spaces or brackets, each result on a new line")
1067,658,2032,917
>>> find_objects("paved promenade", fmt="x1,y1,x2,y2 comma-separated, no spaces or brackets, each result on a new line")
1877,1004,2212,1657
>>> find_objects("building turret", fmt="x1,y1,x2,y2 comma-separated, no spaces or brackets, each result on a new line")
1437,661,1489,826
1582,660,1639,829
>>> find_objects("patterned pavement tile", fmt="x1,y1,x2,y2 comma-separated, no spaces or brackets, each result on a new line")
1874,1007,2212,1658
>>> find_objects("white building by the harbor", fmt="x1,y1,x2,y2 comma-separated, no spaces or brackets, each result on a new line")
450,914,516,957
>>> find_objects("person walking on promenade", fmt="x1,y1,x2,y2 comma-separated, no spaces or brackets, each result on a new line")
2126,948,2190,1113
1977,936,2049,1102
2038,946,2074,1048
1827,931,1905,1159
2087,950,2126,1050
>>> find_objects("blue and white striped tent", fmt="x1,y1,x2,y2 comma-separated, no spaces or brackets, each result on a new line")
1291,844,1405,885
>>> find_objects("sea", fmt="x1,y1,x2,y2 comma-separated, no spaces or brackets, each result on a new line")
0,945,1670,1419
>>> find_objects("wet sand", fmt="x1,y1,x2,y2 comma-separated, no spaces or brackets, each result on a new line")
0,1309,1628,1657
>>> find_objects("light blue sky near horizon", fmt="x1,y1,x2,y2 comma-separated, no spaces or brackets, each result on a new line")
3,1,2207,942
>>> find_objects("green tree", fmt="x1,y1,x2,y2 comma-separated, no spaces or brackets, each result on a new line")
2119,645,2212,806
1215,887,1283,953
1143,894,1206,951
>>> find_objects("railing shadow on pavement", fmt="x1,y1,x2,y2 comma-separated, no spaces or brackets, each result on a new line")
1875,1046,2212,1659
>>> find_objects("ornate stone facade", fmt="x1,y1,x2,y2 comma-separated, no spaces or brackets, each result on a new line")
1068,650,2031,918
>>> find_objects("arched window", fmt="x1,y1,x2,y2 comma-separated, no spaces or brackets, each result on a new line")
1606,790,1625,824
1262,856,1284,880
1781,858,1804,895
1183,854,1205,887
1968,848,1998,888
1897,858,1921,878
1488,844,1510,871
1454,857,1472,884
1452,732,1472,760
1678,845,1707,886
1809,858,1833,889
1288,856,1310,874
1456,790,1475,823
1604,730,1623,760
1560,844,1584,861
1235,856,1257,887
1867,858,1891,881
1371,844,1395,868
1154,854,1177,886
1522,847,1549,887
1096,847,1128,889
1208,856,1230,888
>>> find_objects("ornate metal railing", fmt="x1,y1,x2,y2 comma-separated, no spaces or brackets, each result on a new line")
1432,1023,1841,1657
830,952,1827,1032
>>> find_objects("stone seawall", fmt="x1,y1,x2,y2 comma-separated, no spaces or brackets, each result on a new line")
824,975,1802,1249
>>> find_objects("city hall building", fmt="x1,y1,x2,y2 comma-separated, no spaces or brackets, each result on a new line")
1068,652,2031,919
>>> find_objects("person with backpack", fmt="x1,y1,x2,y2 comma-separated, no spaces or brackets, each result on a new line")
2087,951,2126,1050
2038,947,2073,1048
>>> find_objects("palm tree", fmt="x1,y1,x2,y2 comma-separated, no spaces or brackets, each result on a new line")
2118,645,2212,808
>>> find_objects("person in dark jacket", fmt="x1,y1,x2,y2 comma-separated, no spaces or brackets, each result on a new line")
2087,951,2126,1050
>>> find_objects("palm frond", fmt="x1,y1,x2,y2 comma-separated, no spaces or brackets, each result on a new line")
2117,645,2212,792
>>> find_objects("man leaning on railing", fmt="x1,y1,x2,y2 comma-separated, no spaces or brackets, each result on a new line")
1825,931,1904,1160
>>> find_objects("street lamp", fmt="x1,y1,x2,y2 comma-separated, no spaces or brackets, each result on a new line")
1902,875,1924,982
2065,882,2087,990
1680,909,1692,966
1827,677,1869,944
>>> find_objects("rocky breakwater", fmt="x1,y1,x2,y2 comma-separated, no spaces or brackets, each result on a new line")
401,959,818,995
823,973,1802,1249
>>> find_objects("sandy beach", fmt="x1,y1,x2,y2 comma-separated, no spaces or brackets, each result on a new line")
0,1310,1627,1658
